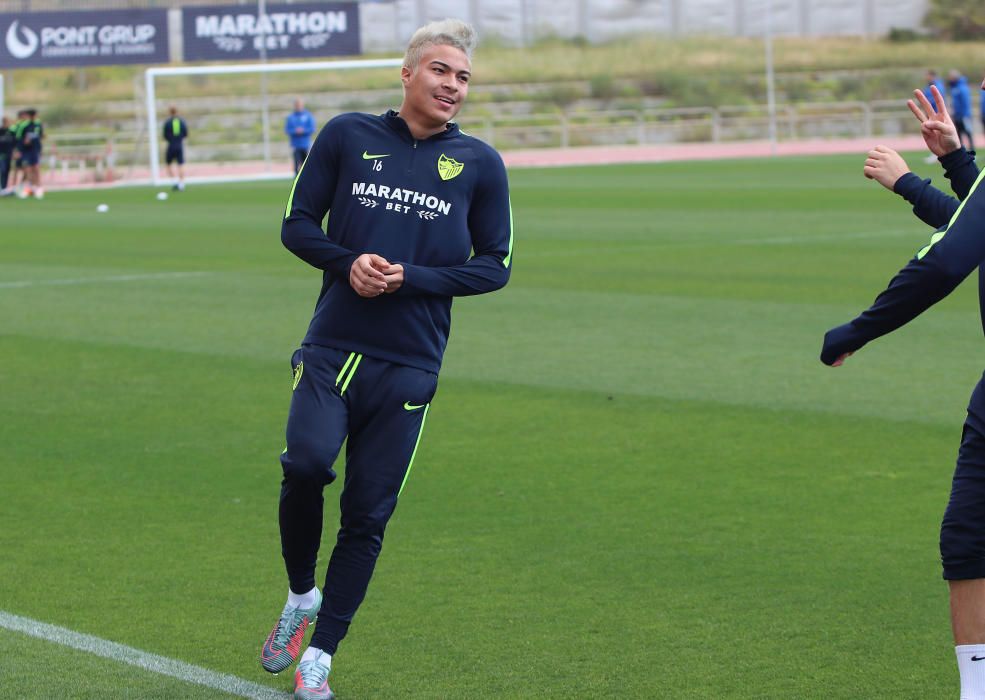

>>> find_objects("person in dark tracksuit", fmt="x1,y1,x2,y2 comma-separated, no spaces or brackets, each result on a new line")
259,19,513,700
0,117,14,193
20,109,44,199
9,110,29,196
824,83,985,699
162,106,188,191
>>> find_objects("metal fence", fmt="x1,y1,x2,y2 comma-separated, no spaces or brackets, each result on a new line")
452,100,922,151
37,98,928,183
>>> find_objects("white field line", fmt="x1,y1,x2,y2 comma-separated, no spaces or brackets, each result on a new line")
0,271,209,289
0,610,289,699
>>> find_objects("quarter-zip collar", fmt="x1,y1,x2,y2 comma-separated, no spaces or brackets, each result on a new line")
382,109,460,143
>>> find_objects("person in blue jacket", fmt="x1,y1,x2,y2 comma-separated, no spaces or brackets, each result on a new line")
922,69,948,162
924,69,946,102
824,83,985,700
284,98,316,174
949,69,975,153
980,70,985,147
259,19,513,700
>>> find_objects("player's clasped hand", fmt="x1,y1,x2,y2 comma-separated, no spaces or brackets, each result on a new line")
349,253,390,297
863,145,910,191
382,263,403,293
348,254,406,296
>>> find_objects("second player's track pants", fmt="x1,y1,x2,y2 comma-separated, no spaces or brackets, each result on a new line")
279,343,437,654
941,373,985,580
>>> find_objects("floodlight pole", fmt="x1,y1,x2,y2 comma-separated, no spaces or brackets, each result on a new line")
764,0,778,155
146,68,160,185
143,58,402,186
258,0,272,171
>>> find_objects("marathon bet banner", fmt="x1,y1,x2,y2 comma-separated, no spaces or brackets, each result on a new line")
0,9,168,68
183,2,360,62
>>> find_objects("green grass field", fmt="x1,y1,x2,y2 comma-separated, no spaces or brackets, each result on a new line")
1,155,980,698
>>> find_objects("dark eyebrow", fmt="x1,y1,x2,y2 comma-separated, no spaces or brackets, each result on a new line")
430,60,471,78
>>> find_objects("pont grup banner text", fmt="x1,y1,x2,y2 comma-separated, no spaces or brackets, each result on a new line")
0,9,168,68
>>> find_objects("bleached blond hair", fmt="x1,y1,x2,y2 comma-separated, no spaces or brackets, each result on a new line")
403,19,477,71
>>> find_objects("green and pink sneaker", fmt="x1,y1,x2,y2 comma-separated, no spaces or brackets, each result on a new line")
294,651,334,700
259,591,322,674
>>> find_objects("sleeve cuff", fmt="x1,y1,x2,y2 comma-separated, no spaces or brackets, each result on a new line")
820,322,868,365
328,254,359,279
893,172,928,203
940,147,973,172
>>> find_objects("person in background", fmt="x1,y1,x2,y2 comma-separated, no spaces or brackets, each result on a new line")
0,117,15,195
19,108,44,199
923,69,947,162
163,106,188,191
980,70,985,147
948,69,975,153
8,109,28,196
284,98,315,175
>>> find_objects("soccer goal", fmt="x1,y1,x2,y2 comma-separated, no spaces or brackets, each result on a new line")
143,57,403,186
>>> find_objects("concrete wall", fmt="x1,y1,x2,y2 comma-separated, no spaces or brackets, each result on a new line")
359,0,930,51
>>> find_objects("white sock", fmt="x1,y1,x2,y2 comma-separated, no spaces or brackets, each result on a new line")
300,646,331,667
957,645,985,700
287,586,318,609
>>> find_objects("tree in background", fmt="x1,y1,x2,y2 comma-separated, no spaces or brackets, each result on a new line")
926,0,985,40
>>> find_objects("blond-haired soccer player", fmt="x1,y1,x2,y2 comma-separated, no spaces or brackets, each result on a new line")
259,19,513,700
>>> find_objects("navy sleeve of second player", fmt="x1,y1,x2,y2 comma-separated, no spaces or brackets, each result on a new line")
893,148,979,228
821,165,985,365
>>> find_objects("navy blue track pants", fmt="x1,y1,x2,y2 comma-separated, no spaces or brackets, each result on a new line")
292,147,308,174
941,374,985,580
279,343,437,654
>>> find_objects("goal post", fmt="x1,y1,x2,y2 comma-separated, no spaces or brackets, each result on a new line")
144,58,403,185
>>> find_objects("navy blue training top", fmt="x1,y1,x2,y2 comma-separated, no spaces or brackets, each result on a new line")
163,117,188,145
282,110,514,373
821,148,982,364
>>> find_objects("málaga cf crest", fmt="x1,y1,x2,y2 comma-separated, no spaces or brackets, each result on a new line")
437,154,464,181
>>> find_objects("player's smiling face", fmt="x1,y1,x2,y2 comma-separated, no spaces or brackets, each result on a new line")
401,43,471,129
